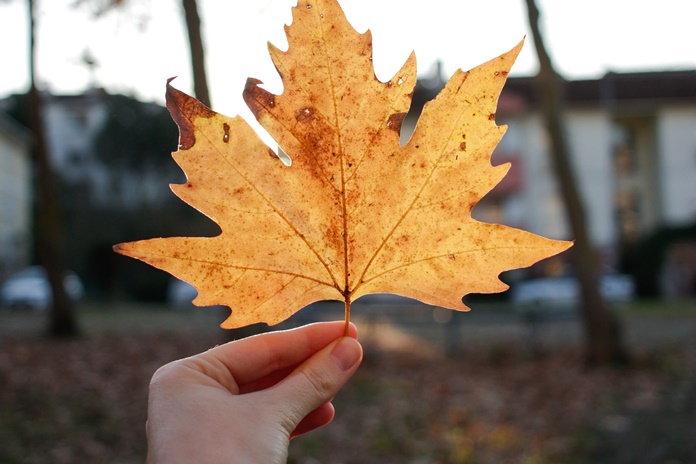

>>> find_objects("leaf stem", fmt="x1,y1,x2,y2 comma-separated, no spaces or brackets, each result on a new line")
343,297,351,336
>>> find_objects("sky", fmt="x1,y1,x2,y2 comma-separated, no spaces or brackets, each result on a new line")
1,0,695,126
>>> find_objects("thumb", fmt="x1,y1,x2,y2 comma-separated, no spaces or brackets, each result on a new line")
265,336,363,434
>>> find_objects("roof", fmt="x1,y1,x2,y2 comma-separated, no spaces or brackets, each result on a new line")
409,68,696,116
502,70,696,112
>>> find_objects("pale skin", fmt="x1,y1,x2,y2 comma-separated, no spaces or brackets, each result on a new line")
146,321,363,464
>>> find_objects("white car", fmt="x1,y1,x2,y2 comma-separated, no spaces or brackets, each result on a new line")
511,274,636,307
0,266,84,311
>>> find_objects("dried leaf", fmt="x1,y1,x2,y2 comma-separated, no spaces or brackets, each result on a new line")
114,0,572,329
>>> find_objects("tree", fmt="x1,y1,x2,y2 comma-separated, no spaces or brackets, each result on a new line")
26,0,80,337
181,0,211,107
523,0,627,365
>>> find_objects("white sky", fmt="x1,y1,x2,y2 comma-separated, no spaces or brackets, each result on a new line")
1,0,695,125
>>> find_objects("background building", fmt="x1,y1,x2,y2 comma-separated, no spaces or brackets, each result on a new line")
0,111,31,279
0,90,211,299
405,69,696,291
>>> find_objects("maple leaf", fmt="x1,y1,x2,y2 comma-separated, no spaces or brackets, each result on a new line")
114,0,572,330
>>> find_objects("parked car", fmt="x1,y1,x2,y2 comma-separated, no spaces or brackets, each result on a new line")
0,266,84,311
511,274,636,307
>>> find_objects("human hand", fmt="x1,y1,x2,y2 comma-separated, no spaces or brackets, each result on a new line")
145,321,363,464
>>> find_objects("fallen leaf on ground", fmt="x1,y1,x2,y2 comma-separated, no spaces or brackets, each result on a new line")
114,0,571,329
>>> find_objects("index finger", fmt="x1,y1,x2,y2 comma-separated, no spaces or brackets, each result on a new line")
203,321,358,385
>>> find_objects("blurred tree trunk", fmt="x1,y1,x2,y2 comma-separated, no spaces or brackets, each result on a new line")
181,0,211,107
524,0,627,365
27,0,80,337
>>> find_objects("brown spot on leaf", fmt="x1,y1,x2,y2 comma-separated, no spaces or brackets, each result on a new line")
222,123,230,143
488,113,496,121
243,78,276,120
295,107,315,123
448,254,456,260
166,78,215,150
459,142,467,151
323,221,341,251
386,112,406,133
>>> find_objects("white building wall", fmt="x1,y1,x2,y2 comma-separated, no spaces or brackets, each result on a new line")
43,93,108,182
427,97,696,258
513,115,570,241
565,110,615,247
657,107,696,225
505,110,615,249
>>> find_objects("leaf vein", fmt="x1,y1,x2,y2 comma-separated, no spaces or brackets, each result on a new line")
362,245,552,285
353,88,476,294
195,124,341,290
154,250,335,287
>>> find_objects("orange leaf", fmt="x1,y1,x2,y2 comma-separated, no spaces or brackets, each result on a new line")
114,0,572,329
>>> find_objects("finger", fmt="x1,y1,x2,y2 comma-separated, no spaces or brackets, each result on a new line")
290,402,335,439
263,336,362,435
239,322,358,393
238,365,297,394
206,321,358,385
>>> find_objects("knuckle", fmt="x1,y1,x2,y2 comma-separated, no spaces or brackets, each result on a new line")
299,364,334,398
149,360,185,390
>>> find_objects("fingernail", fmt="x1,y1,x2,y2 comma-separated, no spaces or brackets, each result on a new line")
330,337,362,371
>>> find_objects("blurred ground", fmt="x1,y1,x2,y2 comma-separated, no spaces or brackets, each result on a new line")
1,300,695,464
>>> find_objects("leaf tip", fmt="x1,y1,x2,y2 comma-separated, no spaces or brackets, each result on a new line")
505,38,526,63
545,238,575,261
112,242,138,260
166,79,215,151
243,77,277,121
